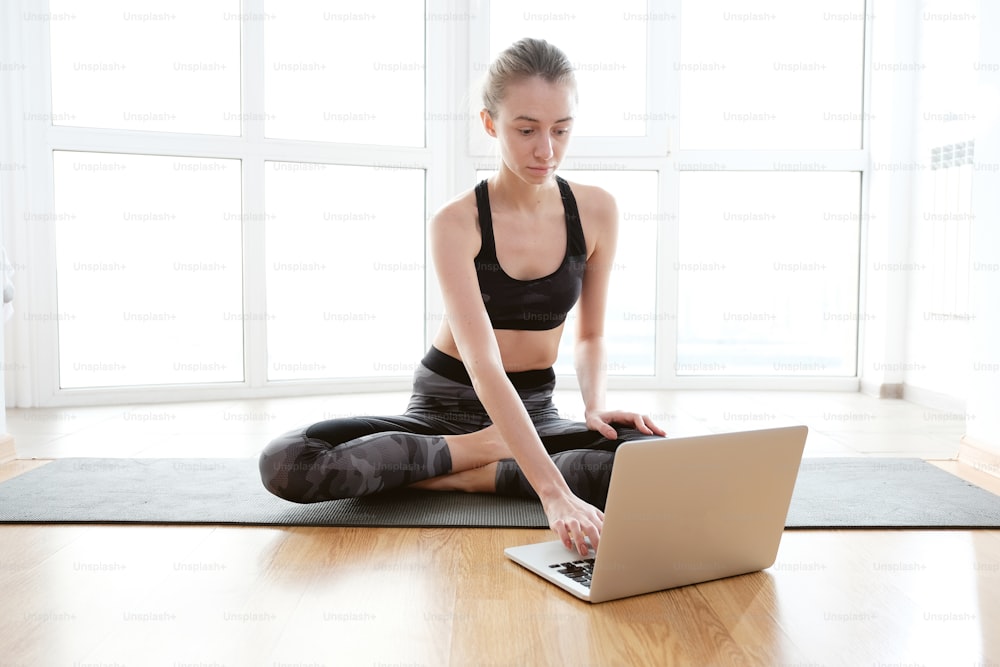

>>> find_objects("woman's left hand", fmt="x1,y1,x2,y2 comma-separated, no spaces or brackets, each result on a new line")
584,410,667,440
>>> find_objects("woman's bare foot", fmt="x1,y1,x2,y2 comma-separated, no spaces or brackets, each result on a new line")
409,462,499,493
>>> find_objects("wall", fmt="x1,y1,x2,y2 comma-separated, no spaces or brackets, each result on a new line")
899,0,980,408
0,2,16,458
963,0,1000,461
0,200,6,454
864,0,1000,470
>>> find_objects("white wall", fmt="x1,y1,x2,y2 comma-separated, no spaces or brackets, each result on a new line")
0,209,5,439
899,0,980,406
888,0,1000,457
865,0,1000,463
964,0,1000,456
0,4,17,434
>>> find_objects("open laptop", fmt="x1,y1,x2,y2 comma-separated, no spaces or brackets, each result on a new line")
504,425,808,603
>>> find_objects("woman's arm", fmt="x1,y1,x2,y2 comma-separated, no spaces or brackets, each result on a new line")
573,186,666,440
430,200,603,556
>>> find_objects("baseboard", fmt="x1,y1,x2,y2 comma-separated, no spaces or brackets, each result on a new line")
958,437,1000,480
0,434,15,465
859,381,903,399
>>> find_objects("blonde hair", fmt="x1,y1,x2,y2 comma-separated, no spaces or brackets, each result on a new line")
481,38,577,116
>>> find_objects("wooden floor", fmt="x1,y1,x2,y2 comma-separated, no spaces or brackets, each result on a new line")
1,389,999,666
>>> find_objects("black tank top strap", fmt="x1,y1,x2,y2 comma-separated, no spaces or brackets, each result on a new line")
474,179,497,260
555,175,587,258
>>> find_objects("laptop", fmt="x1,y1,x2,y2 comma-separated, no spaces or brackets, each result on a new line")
504,425,808,603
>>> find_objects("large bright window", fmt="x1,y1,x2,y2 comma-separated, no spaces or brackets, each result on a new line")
38,0,429,397
263,0,426,146
679,0,866,150
264,164,426,380
676,171,861,376
7,0,873,405
54,151,243,388
49,0,241,135
672,0,867,377
483,0,867,382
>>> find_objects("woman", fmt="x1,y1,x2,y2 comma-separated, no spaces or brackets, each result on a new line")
259,38,665,557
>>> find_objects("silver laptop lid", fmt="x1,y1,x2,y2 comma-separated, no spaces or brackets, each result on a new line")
587,425,807,602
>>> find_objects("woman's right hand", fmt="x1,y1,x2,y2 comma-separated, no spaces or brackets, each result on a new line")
540,489,605,557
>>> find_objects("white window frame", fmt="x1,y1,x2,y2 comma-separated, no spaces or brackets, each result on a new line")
2,0,874,408
464,0,871,393
3,0,456,407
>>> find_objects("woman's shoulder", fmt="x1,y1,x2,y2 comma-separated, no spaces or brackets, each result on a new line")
428,186,482,259
559,178,618,227
430,185,478,230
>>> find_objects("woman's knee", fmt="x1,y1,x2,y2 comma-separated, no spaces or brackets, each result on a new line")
258,427,313,503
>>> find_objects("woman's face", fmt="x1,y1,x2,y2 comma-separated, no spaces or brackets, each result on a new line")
483,76,576,185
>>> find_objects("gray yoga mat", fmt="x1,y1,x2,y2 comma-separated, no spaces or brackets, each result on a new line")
0,457,999,528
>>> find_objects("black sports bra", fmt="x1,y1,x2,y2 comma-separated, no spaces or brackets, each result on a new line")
474,176,588,331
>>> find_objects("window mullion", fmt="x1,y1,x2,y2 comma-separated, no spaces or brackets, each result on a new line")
242,0,268,389
424,0,459,351
672,150,869,172
28,0,60,406
652,0,684,389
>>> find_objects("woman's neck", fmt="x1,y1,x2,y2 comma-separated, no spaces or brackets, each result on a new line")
490,167,559,213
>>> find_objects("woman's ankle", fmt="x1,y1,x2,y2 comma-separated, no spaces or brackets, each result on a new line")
409,463,498,493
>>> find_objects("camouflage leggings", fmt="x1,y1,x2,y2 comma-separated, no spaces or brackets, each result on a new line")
258,347,659,509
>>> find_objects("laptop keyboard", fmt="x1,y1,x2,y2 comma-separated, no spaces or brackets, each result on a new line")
549,559,596,588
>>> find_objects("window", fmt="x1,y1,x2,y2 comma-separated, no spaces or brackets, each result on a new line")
264,163,425,380
676,171,861,376
678,0,866,150
49,0,241,135
28,0,431,403
263,0,425,146
672,0,867,378
8,0,873,406
54,151,243,388
483,0,868,382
